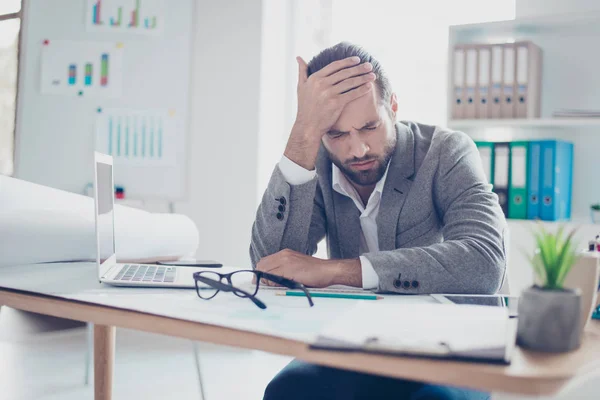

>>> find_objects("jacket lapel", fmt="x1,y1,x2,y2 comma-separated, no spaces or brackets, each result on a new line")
333,192,361,258
377,123,415,251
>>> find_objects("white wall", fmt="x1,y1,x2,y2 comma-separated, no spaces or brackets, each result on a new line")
517,0,600,17
174,0,262,267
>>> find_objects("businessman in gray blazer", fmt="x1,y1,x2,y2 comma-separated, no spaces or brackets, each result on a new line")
251,42,506,400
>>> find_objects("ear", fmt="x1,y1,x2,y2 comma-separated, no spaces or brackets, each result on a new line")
389,93,398,119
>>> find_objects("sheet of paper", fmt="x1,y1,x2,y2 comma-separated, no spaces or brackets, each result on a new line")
95,108,178,167
63,290,439,342
40,39,124,97
86,0,165,36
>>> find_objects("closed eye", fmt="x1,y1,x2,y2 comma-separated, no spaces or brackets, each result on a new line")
327,132,347,139
359,121,381,131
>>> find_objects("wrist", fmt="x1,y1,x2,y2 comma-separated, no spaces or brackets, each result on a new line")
326,258,362,287
284,124,323,170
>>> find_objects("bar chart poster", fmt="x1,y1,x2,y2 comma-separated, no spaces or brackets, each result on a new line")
95,109,176,166
40,40,123,97
86,0,165,35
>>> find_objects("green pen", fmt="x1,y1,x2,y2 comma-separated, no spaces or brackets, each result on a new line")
275,291,383,300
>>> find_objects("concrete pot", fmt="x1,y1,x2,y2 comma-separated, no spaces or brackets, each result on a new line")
517,286,582,353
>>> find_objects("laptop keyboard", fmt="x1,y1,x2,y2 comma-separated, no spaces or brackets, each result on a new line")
114,265,176,283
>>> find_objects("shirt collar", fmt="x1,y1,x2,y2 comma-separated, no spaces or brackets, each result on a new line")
332,160,391,204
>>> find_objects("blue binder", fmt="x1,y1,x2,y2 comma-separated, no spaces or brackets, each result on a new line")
539,140,574,221
527,141,542,220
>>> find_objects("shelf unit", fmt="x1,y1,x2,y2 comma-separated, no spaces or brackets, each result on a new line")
448,11,600,223
449,118,600,129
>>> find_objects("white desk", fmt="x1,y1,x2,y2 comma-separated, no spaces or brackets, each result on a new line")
1,262,599,400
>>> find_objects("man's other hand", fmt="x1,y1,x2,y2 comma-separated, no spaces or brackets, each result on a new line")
256,249,362,288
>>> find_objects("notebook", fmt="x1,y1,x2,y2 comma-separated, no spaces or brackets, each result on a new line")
310,302,517,364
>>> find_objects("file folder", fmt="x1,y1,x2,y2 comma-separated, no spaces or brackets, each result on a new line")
465,47,478,119
540,140,574,221
508,141,529,219
502,44,516,119
527,141,542,220
515,41,543,119
452,46,465,119
490,45,503,119
475,141,494,185
311,302,516,365
493,142,510,216
476,46,491,119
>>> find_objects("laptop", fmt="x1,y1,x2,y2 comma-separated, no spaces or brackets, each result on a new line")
93,152,217,288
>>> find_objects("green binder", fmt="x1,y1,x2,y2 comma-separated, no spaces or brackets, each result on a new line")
508,141,529,219
474,141,495,187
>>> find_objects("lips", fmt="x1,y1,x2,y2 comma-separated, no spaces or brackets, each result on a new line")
350,160,376,171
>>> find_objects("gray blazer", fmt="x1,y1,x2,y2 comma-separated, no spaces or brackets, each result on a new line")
250,121,507,294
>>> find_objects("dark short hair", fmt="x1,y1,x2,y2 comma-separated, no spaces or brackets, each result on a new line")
307,42,393,104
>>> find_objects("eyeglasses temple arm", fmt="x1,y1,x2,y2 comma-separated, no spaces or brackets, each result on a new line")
259,271,314,307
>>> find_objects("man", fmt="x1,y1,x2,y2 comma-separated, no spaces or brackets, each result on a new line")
250,42,506,400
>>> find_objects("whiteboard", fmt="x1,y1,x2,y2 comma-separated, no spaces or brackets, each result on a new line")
15,0,193,201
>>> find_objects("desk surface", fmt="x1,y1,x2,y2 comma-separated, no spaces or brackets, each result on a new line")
1,262,599,396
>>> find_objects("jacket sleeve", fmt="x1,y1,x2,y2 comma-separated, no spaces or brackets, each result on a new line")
249,165,327,267
364,132,507,294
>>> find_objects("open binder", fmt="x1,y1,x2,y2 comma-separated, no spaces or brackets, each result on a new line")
310,303,517,364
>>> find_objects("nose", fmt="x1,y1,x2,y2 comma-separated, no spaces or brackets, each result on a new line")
347,132,369,160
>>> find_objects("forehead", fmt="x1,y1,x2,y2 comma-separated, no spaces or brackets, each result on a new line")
331,89,383,130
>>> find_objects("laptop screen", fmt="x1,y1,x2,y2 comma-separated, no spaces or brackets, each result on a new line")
96,159,116,262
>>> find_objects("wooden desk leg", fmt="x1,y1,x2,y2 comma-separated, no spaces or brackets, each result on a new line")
94,325,116,400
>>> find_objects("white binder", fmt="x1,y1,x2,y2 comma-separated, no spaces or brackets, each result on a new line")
515,41,543,119
452,46,465,120
465,47,478,119
476,45,491,119
502,43,516,119
490,45,503,119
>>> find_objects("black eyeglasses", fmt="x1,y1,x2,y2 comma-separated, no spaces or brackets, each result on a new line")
192,269,314,309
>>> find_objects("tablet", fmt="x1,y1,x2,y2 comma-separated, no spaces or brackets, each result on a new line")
431,294,519,318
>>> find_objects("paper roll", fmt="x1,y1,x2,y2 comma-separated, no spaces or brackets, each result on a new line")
0,176,199,267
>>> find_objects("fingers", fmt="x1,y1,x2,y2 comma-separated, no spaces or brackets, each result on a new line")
333,73,376,95
297,56,308,84
256,251,283,273
313,56,361,78
326,62,373,86
339,82,374,103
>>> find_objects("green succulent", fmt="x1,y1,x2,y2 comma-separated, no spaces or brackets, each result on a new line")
591,204,600,211
530,224,579,290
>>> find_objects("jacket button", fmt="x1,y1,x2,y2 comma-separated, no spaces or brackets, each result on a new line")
393,274,402,289
276,197,287,205
278,204,286,212
412,280,419,288
402,281,411,289
276,212,283,220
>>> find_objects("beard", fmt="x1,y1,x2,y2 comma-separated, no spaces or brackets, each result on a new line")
327,135,397,187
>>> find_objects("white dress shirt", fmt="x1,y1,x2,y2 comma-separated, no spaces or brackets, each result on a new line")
278,155,389,289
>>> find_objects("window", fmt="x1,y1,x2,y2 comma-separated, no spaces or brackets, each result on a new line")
0,0,22,176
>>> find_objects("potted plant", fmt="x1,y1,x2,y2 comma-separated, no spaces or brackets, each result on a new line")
591,203,600,224
517,225,582,352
